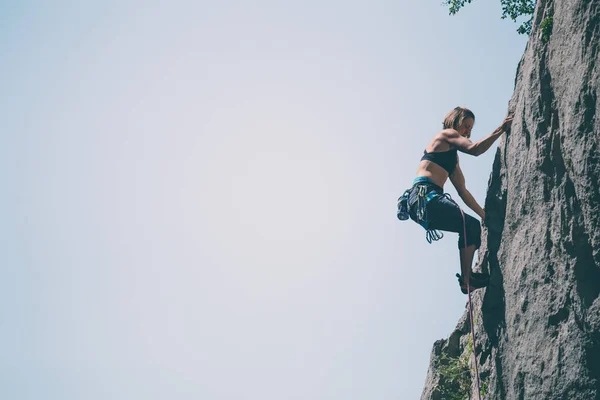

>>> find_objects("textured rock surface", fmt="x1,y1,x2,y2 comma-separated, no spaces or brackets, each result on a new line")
421,0,600,399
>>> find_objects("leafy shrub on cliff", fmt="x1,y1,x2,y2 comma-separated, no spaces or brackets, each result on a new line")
435,346,471,399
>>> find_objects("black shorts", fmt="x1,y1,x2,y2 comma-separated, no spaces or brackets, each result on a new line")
408,181,481,249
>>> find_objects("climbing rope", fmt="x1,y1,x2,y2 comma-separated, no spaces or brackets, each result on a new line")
459,207,482,400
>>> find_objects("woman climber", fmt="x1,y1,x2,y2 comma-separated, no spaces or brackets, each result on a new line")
397,107,513,294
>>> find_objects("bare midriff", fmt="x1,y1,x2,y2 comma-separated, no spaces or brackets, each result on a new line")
416,160,449,188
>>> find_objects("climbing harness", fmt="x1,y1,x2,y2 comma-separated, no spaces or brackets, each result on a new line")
396,177,446,243
396,189,411,221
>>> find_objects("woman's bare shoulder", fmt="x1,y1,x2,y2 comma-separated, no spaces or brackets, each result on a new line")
439,128,460,138
427,130,457,151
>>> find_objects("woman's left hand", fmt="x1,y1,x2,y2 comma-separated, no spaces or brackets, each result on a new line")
501,115,514,132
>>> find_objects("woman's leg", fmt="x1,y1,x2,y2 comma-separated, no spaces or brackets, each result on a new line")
460,245,477,287
426,197,482,288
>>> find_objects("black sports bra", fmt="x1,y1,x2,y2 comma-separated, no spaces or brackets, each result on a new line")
420,148,457,175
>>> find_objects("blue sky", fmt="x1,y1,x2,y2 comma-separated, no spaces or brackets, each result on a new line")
1,1,528,399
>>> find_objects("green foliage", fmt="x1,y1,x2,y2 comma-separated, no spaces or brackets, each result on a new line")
541,16,553,42
435,335,489,399
500,0,536,34
481,379,489,396
444,0,474,16
443,0,537,35
436,351,471,400
436,336,473,400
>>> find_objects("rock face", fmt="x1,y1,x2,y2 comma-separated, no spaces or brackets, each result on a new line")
421,1,600,399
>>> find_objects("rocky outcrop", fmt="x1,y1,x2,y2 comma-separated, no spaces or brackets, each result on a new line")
421,0,600,399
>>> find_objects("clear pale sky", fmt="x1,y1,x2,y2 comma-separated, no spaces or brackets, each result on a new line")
1,1,527,399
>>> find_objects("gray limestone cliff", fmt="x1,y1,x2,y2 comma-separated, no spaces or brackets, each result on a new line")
421,1,600,399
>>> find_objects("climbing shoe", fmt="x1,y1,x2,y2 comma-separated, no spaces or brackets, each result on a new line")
456,272,490,295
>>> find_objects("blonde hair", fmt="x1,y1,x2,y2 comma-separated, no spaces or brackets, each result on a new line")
443,107,475,130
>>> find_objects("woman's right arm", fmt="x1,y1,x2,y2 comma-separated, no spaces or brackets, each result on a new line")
446,116,513,156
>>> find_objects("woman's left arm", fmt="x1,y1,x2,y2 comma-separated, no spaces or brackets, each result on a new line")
449,162,485,221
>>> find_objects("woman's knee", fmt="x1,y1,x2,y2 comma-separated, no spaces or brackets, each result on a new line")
458,216,481,249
